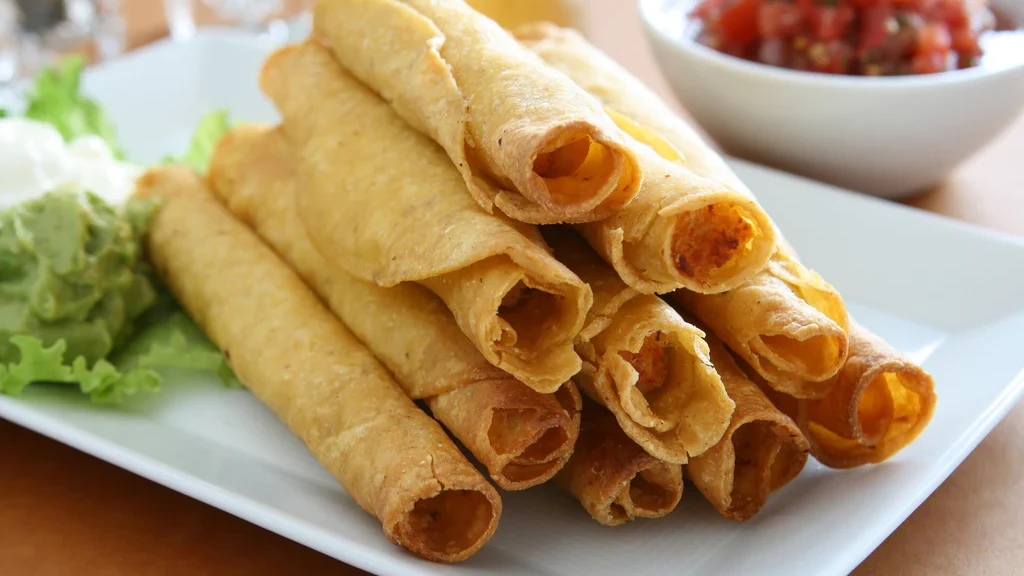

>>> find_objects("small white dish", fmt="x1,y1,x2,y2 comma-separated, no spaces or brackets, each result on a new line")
639,0,1024,198
3,30,1024,576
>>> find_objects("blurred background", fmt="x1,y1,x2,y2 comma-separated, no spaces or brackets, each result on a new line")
0,0,596,84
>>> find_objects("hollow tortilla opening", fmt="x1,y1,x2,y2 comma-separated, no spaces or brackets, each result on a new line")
728,420,782,520
768,428,806,491
498,280,570,354
397,489,495,559
501,459,564,483
517,425,571,463
533,131,619,206
619,333,669,396
628,463,679,514
607,502,628,524
856,372,896,445
618,330,715,434
672,203,758,283
758,332,845,380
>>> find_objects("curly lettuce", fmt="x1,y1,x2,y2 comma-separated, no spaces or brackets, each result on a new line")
163,109,233,174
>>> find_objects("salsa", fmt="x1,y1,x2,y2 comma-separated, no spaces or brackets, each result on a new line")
689,0,998,75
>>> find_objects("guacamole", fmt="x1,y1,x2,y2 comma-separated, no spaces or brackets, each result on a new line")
0,190,158,365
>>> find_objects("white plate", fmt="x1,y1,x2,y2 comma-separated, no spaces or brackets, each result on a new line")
3,30,1024,576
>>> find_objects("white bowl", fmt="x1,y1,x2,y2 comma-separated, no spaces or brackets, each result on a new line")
639,0,1024,198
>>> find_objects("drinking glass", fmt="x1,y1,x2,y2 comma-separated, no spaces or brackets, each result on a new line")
165,0,312,43
0,0,125,83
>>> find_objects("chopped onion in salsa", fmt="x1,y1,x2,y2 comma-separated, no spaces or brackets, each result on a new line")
690,0,998,75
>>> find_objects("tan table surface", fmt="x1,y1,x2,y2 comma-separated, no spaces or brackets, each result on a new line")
2,2,1022,575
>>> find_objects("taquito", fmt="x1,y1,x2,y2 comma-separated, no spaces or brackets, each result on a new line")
556,402,683,526
687,333,810,522
261,41,592,394
515,23,850,396
209,124,582,490
135,166,500,563
507,24,776,295
313,0,642,224
575,145,775,295
762,323,936,469
546,229,734,464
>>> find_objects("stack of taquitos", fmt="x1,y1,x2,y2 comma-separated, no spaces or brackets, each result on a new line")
515,23,851,398
687,332,810,521
260,40,592,394
313,0,642,224
135,166,501,562
756,323,936,468
208,124,582,490
545,228,734,465
556,400,684,526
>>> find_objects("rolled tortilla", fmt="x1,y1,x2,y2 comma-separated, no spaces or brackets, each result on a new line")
313,0,642,224
576,145,776,295
762,323,937,469
515,23,850,395
546,228,734,464
687,333,810,522
261,41,591,394
208,124,582,490
135,166,500,563
556,401,683,526
510,25,775,295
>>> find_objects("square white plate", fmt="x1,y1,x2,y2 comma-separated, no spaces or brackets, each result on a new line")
3,30,1024,576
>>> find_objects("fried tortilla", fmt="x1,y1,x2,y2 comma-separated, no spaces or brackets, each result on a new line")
546,228,734,464
763,323,937,468
208,124,582,490
313,0,642,224
556,402,683,526
515,22,849,396
687,333,810,522
136,166,500,562
516,23,776,295
260,41,591,393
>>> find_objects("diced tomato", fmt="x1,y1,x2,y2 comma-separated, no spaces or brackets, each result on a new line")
688,0,989,75
717,0,763,46
690,0,726,20
950,25,981,55
758,2,805,37
916,23,952,53
808,5,856,41
892,0,940,13
859,4,896,51
935,0,969,27
910,51,949,73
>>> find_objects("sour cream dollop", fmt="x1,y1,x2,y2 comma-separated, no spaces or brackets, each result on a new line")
0,118,143,209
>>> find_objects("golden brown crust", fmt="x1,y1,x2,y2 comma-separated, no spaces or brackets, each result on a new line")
515,23,851,393
136,166,500,562
555,403,683,526
774,323,937,468
671,254,850,397
516,23,776,295
547,229,734,464
686,334,810,522
313,0,641,224
259,42,591,393
208,124,582,490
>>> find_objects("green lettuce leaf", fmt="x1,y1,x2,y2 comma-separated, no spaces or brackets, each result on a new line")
23,55,125,159
115,307,239,389
0,336,160,403
163,109,233,174
1,287,240,403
